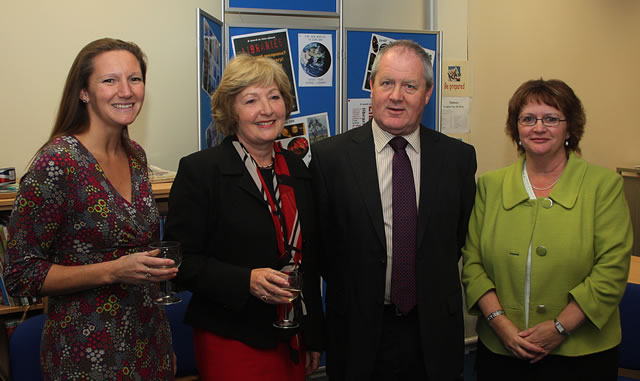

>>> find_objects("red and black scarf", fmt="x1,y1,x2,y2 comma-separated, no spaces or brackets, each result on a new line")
233,139,304,360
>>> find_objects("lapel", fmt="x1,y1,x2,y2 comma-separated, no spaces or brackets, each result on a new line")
417,126,441,249
218,137,264,202
347,122,386,249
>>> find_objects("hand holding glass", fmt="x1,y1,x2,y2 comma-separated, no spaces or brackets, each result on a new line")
149,241,182,305
273,269,303,329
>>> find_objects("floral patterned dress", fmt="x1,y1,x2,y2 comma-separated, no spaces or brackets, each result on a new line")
4,136,174,380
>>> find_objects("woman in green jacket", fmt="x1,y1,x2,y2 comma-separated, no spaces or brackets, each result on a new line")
462,78,632,380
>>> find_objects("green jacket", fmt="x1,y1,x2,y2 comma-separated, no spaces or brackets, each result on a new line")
462,153,632,356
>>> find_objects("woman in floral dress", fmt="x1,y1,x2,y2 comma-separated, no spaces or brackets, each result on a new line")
4,38,178,380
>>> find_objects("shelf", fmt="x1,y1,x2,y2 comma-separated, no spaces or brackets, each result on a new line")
0,182,172,212
617,167,640,176
0,303,44,316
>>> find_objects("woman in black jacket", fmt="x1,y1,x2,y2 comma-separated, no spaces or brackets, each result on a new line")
164,54,323,381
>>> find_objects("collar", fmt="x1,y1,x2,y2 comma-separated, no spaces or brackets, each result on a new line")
219,135,310,180
371,119,421,154
502,152,586,210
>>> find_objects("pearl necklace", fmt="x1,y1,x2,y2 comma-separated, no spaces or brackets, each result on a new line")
530,176,560,191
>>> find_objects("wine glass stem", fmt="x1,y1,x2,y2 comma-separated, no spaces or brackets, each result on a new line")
164,280,171,297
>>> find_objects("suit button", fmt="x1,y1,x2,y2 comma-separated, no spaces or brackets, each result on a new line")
542,198,553,209
536,305,546,313
536,246,547,256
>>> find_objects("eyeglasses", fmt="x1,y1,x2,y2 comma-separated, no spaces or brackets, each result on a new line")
518,115,567,127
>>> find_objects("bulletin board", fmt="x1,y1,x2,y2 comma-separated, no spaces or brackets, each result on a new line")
226,0,339,17
226,23,339,163
343,28,442,133
196,9,224,150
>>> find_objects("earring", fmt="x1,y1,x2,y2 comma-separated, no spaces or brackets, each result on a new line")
518,141,522,146
565,140,569,147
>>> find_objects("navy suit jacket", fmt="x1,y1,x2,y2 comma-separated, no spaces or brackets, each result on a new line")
309,121,476,380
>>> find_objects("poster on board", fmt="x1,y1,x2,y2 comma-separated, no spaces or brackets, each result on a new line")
298,33,333,87
277,112,330,165
231,29,300,114
197,9,224,150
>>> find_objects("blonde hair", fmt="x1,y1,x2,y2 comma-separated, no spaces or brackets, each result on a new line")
212,54,293,136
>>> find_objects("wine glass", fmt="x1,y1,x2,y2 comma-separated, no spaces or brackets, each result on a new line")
273,268,303,329
149,241,182,305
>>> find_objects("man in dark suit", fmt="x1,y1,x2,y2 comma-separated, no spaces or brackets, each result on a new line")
309,40,477,380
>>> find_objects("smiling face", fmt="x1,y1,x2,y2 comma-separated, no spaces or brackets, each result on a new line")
80,50,145,131
518,101,569,162
233,84,286,152
370,47,433,136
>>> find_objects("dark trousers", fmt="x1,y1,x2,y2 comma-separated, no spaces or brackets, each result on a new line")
371,305,428,381
476,339,618,381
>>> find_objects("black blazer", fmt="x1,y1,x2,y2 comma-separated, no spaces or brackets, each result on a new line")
309,121,476,380
164,136,324,351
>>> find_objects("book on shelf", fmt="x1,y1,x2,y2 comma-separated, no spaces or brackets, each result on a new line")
149,164,176,184
4,318,20,338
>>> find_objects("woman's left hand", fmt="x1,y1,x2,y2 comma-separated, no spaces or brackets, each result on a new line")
305,351,322,375
518,320,566,363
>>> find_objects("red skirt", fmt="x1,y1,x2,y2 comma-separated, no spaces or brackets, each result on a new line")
193,327,306,381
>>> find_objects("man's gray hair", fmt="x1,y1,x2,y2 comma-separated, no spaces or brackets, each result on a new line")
370,39,433,89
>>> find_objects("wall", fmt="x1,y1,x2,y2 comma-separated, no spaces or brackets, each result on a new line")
441,0,640,176
0,0,435,177
0,0,222,176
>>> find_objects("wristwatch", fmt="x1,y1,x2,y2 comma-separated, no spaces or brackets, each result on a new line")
554,318,570,336
486,309,505,323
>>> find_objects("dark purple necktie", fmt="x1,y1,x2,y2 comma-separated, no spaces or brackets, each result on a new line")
389,136,417,315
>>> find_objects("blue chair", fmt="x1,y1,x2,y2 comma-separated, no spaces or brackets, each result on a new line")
164,290,198,379
9,313,45,381
619,282,640,380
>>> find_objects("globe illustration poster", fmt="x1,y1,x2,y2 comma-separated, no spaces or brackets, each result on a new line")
300,42,331,78
298,34,333,87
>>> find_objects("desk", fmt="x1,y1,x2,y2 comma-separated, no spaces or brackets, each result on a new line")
629,256,640,285
0,181,173,212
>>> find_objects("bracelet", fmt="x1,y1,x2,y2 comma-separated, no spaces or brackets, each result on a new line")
554,318,570,336
486,309,505,323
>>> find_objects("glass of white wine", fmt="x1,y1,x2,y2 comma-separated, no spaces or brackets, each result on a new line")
149,241,182,305
273,269,303,329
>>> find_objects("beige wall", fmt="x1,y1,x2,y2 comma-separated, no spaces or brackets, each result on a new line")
3,1,638,178
0,1,435,177
0,1,222,176
441,0,640,176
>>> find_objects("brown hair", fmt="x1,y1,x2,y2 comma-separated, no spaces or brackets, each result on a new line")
506,78,585,155
211,54,293,136
39,38,148,168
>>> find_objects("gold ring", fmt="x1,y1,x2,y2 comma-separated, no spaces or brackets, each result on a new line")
146,268,151,278
262,295,268,302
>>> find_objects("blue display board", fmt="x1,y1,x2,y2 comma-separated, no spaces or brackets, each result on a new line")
227,0,338,15
344,29,441,131
227,25,338,140
197,9,224,150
